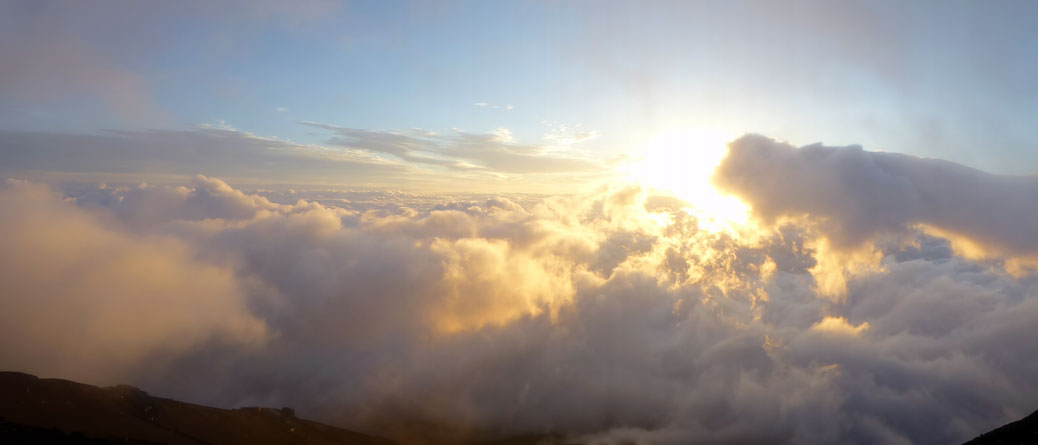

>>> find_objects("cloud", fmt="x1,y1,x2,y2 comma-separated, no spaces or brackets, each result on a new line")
303,121,607,175
544,122,601,146
714,134,1038,262
0,179,266,385
810,316,870,336
472,101,512,110
3,167,1038,444
0,127,409,185
71,175,289,229
0,124,611,193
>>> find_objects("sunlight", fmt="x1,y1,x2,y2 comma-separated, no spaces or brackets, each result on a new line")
628,128,750,232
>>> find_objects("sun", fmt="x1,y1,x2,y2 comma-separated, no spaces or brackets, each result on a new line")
627,128,750,232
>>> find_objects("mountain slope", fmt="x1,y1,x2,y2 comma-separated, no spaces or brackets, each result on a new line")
0,371,393,444
964,410,1038,445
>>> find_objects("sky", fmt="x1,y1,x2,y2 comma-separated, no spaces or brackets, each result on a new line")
4,2,1038,444
3,0,1038,190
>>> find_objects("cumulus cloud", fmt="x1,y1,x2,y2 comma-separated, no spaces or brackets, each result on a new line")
2,169,1037,444
714,134,1038,259
0,179,266,385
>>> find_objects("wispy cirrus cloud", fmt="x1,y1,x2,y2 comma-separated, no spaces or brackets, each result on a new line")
543,122,600,147
0,127,409,185
0,121,616,192
472,101,513,110
302,121,609,175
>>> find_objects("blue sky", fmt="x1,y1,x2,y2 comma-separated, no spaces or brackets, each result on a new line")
2,0,1038,188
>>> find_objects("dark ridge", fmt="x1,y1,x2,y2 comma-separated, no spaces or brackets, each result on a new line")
0,371,393,444
964,410,1038,444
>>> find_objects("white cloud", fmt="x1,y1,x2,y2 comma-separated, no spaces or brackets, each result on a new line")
544,122,601,146
2,169,1036,443
472,101,513,110
714,134,1038,266
0,180,266,385
198,119,236,131
810,316,870,336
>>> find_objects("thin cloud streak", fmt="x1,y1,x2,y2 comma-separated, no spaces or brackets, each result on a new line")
302,121,609,175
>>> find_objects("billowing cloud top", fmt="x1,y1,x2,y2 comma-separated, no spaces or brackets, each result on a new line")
3,160,1038,444
715,134,1038,265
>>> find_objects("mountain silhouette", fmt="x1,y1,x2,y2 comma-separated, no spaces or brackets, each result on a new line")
13,370,1027,444
964,409,1038,444
0,371,393,444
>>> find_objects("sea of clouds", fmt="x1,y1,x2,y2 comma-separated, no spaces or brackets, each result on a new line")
2,135,1038,444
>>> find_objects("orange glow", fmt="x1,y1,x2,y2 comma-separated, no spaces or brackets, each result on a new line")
625,128,750,233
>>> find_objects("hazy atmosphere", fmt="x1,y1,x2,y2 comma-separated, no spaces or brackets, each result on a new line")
3,1,1038,444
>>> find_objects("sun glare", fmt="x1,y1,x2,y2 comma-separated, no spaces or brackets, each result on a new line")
628,128,750,232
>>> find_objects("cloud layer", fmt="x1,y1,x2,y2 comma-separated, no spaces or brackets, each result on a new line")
0,128,403,184
0,124,610,193
1,156,1037,444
